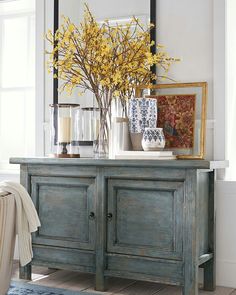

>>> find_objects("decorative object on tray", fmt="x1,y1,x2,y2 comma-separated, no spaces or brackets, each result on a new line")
115,150,176,160
142,127,165,151
49,103,80,158
46,5,178,158
135,82,208,159
128,97,157,150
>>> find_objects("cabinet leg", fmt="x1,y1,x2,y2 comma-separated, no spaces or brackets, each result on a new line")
203,171,216,291
203,258,216,291
19,262,31,280
95,274,107,291
183,170,199,295
183,275,198,295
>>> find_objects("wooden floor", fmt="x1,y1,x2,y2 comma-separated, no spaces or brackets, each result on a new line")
11,261,235,295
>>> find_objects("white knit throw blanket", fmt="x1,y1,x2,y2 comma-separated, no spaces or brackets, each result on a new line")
0,192,16,295
0,181,41,267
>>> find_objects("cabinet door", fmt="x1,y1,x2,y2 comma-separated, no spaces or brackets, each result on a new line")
31,176,96,251
107,179,184,259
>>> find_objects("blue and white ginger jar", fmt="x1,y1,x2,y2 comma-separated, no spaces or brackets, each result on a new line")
142,128,165,151
128,97,157,150
129,97,157,133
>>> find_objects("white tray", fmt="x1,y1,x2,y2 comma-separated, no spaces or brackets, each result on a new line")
115,151,176,160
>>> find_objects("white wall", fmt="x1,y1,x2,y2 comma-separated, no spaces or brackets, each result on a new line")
216,181,236,287
226,0,236,180
156,0,214,160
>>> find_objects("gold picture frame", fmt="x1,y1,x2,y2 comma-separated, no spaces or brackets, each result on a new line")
135,82,208,159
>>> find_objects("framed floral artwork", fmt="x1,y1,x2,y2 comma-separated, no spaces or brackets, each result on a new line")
135,82,208,159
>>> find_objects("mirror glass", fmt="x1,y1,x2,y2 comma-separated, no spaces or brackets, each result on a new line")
57,0,151,107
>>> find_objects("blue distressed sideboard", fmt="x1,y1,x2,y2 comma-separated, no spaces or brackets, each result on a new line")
10,158,228,295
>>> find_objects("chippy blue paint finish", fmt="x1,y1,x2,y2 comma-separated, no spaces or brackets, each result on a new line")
10,158,228,295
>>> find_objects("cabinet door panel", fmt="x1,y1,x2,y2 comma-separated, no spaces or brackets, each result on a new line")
31,176,96,251
107,179,184,259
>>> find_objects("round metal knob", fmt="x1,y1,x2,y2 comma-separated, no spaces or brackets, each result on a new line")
107,213,113,220
89,212,95,220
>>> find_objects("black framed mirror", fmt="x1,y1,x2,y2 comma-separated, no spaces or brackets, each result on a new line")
52,0,156,105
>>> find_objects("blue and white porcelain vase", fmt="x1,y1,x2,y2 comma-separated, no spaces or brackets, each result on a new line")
128,98,157,150
142,128,165,151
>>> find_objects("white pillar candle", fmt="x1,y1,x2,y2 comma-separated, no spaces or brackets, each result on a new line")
58,117,71,143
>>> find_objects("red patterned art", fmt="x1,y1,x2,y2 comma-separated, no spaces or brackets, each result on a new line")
156,94,196,149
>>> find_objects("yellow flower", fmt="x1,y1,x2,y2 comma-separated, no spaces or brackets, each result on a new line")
45,4,178,105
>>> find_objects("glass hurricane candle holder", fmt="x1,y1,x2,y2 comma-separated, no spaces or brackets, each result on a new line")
49,103,80,158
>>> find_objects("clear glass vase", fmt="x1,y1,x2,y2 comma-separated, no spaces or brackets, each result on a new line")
93,106,111,159
93,90,113,159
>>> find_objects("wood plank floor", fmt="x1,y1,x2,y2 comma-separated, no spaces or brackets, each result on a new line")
11,261,234,295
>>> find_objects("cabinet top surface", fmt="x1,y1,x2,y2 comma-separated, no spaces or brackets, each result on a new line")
10,157,228,170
